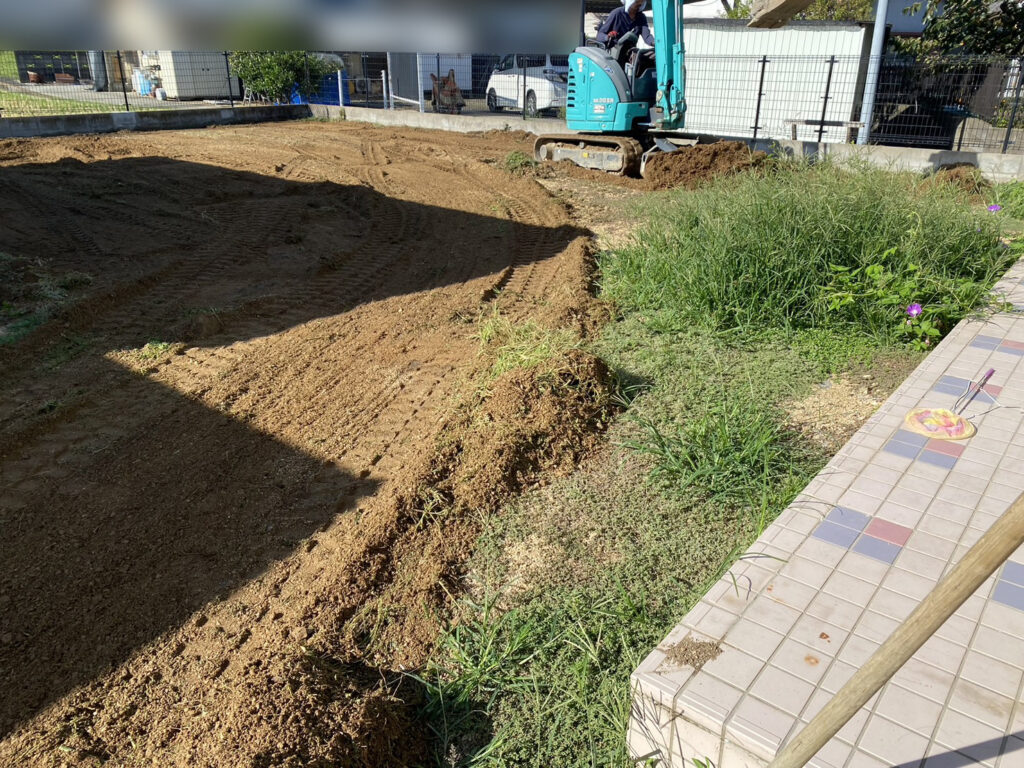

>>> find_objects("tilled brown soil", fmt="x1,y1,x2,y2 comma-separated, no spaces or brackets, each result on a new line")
0,122,608,766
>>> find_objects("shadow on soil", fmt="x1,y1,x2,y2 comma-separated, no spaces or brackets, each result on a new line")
0,157,585,737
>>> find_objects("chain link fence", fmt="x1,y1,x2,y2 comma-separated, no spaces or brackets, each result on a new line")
3,49,1023,154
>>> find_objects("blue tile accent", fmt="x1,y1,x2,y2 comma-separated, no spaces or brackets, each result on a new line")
1002,561,1024,587
893,429,929,448
931,380,995,404
918,451,958,470
812,521,860,549
973,335,1003,348
852,535,901,564
997,346,1024,356
883,441,922,460
993,580,1024,612
826,506,871,531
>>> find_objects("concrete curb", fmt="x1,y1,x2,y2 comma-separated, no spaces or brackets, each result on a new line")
335,105,565,135
754,137,1024,183
0,105,312,139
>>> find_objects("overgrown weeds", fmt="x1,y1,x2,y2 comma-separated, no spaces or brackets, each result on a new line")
601,160,1013,342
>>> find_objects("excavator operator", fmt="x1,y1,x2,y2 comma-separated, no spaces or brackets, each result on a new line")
596,0,655,48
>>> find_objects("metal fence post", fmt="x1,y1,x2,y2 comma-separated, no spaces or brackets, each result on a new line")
752,55,768,141
338,69,344,108
957,118,968,152
522,54,527,120
818,55,837,143
224,52,235,108
115,51,130,111
1002,65,1024,154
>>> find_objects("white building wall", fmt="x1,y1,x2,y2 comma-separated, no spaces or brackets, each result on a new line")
682,21,871,142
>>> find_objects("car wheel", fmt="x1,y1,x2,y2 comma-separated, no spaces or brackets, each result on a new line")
525,91,538,118
487,89,502,112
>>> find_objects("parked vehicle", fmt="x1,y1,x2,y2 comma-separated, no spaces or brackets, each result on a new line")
486,54,569,116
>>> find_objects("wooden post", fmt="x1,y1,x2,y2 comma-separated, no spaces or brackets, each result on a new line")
769,492,1024,768
748,0,816,28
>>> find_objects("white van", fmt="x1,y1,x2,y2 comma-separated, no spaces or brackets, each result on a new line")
486,54,569,116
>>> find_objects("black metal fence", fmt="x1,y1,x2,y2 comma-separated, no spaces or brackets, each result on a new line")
4,49,1023,154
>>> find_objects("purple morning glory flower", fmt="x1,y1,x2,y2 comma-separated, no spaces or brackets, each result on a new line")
906,303,923,318
988,204,1003,212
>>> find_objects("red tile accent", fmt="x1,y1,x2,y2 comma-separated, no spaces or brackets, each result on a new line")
985,384,1003,396
1001,340,1024,351
866,517,913,547
925,439,965,458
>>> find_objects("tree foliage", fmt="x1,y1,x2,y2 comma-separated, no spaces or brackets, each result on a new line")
725,0,874,20
229,51,334,103
907,1,1024,57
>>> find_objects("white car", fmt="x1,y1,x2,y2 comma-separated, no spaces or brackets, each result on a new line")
486,54,569,116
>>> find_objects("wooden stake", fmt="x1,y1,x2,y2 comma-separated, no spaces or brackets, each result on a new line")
769,492,1024,768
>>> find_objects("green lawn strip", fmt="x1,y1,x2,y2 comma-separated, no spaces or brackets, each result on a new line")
0,51,18,80
0,89,123,117
416,161,1006,767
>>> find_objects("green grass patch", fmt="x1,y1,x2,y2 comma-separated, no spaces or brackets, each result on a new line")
0,89,122,118
989,181,1024,220
418,322,874,766
477,314,579,379
601,160,1013,345
501,150,538,176
0,51,17,80
136,340,174,360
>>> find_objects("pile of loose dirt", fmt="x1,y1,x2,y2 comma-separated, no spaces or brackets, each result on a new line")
477,129,536,145
926,163,990,197
661,636,723,671
642,141,766,191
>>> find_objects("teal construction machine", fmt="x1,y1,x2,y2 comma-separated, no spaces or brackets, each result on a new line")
533,0,812,176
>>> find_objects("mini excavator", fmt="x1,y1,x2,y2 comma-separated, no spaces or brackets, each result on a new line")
533,0,815,176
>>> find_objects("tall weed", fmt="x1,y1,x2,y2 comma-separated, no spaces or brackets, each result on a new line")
601,161,1012,340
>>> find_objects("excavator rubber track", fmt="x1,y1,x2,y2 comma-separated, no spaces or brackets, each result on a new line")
533,134,643,177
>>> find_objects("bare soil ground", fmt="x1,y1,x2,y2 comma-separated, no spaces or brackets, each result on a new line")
0,122,607,767
0,122,901,767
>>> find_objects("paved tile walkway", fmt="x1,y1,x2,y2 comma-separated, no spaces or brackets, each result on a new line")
629,262,1024,767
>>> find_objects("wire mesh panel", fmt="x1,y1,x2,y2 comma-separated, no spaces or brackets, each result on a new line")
871,56,1023,153
684,55,866,143
0,50,240,117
